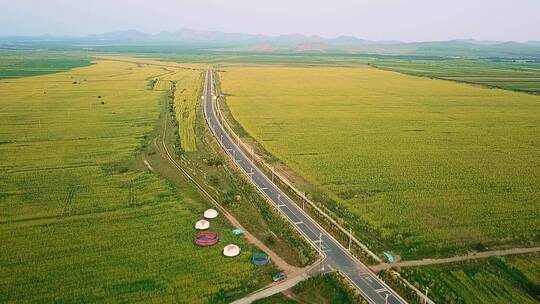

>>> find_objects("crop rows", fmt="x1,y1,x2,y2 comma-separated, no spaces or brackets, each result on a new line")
401,253,540,303
370,59,540,94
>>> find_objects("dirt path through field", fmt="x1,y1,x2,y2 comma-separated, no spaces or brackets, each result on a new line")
370,246,540,272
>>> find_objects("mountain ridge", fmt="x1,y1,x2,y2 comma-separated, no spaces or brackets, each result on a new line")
2,29,539,58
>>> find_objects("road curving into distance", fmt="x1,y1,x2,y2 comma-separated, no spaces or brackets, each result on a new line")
202,70,407,304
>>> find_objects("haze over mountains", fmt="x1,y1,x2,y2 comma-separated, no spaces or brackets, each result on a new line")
87,29,540,47
2,28,540,58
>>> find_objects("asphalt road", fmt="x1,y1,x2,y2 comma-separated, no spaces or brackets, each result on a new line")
203,70,407,304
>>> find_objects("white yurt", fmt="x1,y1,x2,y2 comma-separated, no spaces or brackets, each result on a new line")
194,219,210,230
223,244,241,257
203,208,218,219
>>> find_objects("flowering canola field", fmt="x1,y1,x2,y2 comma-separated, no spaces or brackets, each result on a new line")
220,66,540,258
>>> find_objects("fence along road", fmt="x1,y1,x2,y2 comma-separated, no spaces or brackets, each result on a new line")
203,70,407,304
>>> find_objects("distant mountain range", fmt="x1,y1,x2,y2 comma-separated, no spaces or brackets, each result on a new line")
83,29,375,47
2,29,540,58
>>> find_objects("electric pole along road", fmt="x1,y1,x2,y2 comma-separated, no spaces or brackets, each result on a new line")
203,70,407,304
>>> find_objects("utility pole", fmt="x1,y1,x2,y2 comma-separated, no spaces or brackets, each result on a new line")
385,294,389,304
424,287,429,304
348,227,352,252
318,233,323,274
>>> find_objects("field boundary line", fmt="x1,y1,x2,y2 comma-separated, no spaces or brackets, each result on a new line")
90,56,206,72
211,71,381,263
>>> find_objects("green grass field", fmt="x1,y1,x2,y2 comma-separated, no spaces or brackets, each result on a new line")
370,59,540,94
220,66,540,259
0,50,92,79
401,253,540,303
0,58,274,303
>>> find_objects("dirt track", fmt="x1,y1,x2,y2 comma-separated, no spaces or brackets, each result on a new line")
370,246,540,272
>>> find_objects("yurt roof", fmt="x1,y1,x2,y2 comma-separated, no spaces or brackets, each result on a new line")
203,208,218,219
195,219,210,230
223,244,241,257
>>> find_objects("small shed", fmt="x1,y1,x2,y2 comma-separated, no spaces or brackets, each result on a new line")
232,228,244,236
383,252,394,263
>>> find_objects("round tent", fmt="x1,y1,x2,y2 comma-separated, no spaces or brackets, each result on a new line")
194,219,210,230
223,244,241,257
195,231,219,246
203,208,218,219
251,253,270,266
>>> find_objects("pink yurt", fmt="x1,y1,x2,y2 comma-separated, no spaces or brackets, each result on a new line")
195,231,219,246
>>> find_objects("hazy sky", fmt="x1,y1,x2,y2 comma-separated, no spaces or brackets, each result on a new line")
1,0,539,41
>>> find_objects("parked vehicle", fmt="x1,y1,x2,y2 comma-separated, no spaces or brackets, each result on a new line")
272,272,287,282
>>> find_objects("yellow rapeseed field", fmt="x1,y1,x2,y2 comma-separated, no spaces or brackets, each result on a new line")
220,66,540,258
0,58,268,302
